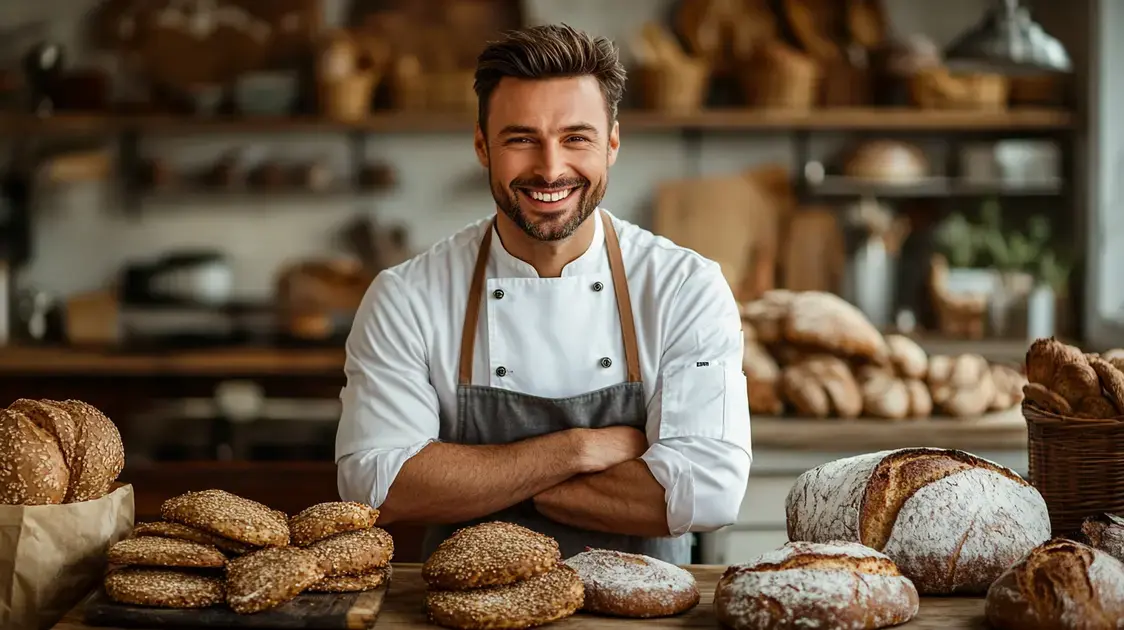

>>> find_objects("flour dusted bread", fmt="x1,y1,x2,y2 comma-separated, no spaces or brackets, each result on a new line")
741,289,795,345
786,448,1051,594
1081,513,1124,563
985,538,1124,630
714,541,919,630
423,521,561,590
563,549,698,618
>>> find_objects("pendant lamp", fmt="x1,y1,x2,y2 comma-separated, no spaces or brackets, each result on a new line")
943,0,1071,74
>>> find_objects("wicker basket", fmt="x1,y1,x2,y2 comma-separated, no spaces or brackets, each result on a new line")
741,42,820,110
910,67,1008,110
637,60,710,113
1024,402,1124,537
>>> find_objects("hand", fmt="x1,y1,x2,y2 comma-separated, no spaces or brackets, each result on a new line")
572,426,648,474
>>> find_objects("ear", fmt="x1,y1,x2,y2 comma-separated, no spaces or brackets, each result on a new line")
606,119,620,167
474,123,489,168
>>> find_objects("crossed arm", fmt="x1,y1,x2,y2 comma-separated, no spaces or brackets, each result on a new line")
335,265,750,539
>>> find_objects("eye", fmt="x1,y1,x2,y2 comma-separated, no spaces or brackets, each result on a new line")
565,136,589,143
504,137,534,145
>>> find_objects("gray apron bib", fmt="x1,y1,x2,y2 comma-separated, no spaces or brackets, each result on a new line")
421,212,691,564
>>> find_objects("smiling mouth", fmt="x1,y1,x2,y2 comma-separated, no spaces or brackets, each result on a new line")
518,186,581,205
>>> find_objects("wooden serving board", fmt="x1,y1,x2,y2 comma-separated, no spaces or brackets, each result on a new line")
82,584,387,629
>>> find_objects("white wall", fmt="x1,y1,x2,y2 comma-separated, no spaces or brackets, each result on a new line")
4,0,994,300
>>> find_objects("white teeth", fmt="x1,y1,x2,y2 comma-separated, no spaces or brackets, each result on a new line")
529,188,573,202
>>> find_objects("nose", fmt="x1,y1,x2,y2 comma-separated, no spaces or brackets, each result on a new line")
531,142,566,184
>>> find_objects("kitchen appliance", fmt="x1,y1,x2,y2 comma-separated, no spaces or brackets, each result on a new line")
121,250,233,306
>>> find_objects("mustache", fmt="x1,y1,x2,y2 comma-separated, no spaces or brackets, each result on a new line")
509,176,587,191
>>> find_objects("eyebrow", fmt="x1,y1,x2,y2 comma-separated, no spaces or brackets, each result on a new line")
498,123,600,137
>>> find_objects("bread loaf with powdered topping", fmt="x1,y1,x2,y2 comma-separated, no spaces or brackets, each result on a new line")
714,540,918,630
785,448,1051,594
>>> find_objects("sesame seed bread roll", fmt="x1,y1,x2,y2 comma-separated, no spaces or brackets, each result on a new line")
0,408,69,505
422,521,561,591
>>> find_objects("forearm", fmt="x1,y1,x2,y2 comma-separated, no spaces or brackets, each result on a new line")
533,459,670,537
377,431,586,525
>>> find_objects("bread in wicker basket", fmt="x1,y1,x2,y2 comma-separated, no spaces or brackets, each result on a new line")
1022,337,1124,537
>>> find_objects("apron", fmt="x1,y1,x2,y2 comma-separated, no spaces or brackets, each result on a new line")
421,212,692,564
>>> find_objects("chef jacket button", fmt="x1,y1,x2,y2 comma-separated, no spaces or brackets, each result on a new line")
495,366,507,377
592,281,604,292
492,289,505,299
599,357,612,368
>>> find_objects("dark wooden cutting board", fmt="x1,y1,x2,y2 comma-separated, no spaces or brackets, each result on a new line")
81,584,388,629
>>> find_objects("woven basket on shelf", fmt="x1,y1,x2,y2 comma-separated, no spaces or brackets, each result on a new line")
741,42,820,110
1024,402,1124,537
910,67,1008,110
637,59,710,113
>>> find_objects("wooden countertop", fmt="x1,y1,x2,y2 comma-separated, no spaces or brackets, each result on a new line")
0,345,345,376
53,563,986,629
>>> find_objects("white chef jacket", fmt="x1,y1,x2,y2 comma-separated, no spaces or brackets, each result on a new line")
335,209,752,536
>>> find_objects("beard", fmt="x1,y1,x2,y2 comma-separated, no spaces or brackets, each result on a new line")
490,170,606,242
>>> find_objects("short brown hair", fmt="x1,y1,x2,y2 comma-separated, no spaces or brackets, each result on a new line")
474,24,627,132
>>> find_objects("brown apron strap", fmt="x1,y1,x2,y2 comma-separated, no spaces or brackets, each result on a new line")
458,221,494,385
601,212,642,383
457,213,642,386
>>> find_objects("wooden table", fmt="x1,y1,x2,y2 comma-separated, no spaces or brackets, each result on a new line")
53,563,987,629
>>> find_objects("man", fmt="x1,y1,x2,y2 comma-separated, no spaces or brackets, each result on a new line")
335,23,751,564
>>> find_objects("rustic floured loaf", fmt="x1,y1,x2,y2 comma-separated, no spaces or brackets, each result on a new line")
985,538,1124,629
563,549,699,618
714,540,919,630
786,448,1051,594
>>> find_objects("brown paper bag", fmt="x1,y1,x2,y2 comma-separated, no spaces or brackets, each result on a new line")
0,483,134,630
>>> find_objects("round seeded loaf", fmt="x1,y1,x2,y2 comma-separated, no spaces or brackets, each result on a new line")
986,538,1124,629
714,541,919,630
785,447,1051,594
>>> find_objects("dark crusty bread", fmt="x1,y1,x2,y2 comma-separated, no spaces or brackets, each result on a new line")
563,549,699,618
714,541,919,630
1080,513,1124,564
786,448,1051,594
0,409,69,505
985,538,1124,629
422,521,560,590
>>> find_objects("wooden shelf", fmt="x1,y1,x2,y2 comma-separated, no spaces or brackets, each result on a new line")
806,176,1064,198
0,107,1076,136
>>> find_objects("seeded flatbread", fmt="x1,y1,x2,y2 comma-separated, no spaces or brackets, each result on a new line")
225,547,325,614
104,567,224,608
423,521,560,590
160,489,289,547
307,527,394,577
426,564,583,630
133,521,252,555
308,565,392,593
108,536,226,569
290,501,379,546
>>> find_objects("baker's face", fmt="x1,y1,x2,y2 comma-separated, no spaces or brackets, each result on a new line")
475,76,620,241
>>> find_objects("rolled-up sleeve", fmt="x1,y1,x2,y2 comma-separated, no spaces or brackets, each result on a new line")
640,262,752,536
335,270,439,508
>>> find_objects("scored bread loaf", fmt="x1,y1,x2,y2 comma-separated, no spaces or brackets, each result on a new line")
0,409,70,505
985,538,1124,630
782,292,890,363
786,448,1051,594
713,541,919,630
1080,513,1124,564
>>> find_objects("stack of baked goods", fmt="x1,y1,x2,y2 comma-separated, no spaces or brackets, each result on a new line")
1022,337,1124,418
103,493,391,614
740,289,1026,419
0,398,124,505
563,548,699,618
422,521,584,629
